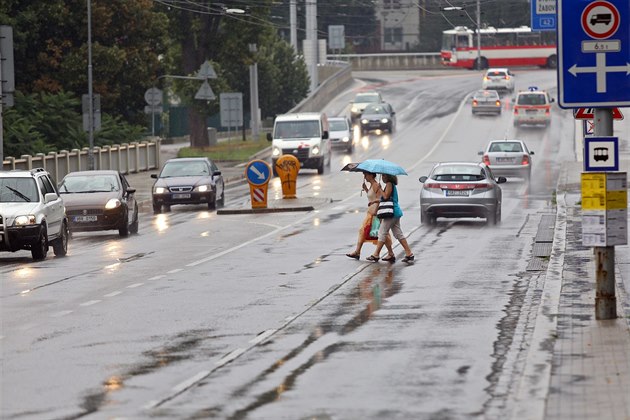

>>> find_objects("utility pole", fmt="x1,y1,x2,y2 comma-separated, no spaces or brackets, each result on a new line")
87,0,95,170
305,0,318,92
593,108,617,320
290,0,297,51
249,44,260,141
475,0,481,69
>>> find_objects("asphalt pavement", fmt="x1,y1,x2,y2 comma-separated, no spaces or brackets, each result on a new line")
124,135,630,420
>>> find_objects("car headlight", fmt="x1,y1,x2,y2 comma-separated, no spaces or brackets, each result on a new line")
311,146,320,155
154,187,167,194
342,136,350,143
194,185,210,192
105,198,122,209
272,147,281,157
381,118,389,123
14,215,36,226
351,106,359,113
361,118,368,124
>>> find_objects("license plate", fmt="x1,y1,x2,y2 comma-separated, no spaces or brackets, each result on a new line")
74,215,97,222
496,157,514,163
526,109,538,114
173,193,191,199
445,190,470,197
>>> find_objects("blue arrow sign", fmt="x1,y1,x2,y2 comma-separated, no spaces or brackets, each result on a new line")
245,160,271,186
558,0,630,107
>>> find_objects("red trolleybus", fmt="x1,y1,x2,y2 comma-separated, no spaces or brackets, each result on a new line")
440,26,557,70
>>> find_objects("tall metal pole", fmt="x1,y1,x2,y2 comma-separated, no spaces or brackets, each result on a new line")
87,0,95,170
0,51,3,166
290,0,297,51
249,44,260,142
593,108,616,320
476,0,481,69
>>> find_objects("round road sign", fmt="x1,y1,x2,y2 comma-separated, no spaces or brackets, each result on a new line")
581,1,620,39
144,87,163,106
245,160,271,186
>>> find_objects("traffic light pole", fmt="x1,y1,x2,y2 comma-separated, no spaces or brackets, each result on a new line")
593,108,616,320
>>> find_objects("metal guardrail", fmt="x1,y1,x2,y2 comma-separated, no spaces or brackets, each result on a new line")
327,52,443,71
1,140,160,182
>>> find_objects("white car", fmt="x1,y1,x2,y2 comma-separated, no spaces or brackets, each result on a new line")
513,87,554,127
0,168,69,260
328,117,354,152
482,68,515,92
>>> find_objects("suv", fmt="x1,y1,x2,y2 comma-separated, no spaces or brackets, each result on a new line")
513,87,554,127
0,168,69,260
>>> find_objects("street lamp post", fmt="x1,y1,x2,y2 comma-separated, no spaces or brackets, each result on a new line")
87,0,95,170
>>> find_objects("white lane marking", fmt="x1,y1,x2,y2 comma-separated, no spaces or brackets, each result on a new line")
148,275,165,281
249,329,277,345
167,269,183,274
171,370,211,393
80,300,101,307
215,348,246,367
127,283,144,289
284,315,296,322
104,291,122,298
51,310,73,318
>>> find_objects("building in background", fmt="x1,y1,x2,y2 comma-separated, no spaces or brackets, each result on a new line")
376,0,420,51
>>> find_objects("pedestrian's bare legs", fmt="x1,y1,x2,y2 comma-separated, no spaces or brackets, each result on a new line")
349,231,364,257
399,237,413,257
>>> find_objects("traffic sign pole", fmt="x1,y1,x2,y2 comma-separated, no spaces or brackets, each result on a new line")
593,108,616,320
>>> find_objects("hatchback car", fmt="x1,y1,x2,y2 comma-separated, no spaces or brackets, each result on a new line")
472,90,502,115
151,157,224,214
59,170,139,236
419,162,506,225
328,116,354,152
350,91,383,123
359,103,396,134
513,88,553,127
482,68,515,92
479,139,534,181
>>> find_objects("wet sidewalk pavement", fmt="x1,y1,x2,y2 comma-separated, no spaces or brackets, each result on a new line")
514,159,630,419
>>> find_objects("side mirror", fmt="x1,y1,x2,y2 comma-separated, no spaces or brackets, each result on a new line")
550,98,555,103
44,192,58,204
212,171,222,177
477,151,484,155
419,176,427,183
266,133,272,142
530,151,535,155
151,174,158,179
126,188,136,195
497,176,507,184
322,130,329,140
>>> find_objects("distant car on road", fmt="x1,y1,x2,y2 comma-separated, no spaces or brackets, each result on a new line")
58,170,139,236
328,116,354,153
418,162,506,225
479,139,534,181
359,103,396,135
151,157,224,214
350,91,383,123
472,90,502,115
513,87,553,127
0,168,69,260
482,68,515,92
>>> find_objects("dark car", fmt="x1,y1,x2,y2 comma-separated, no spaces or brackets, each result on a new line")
151,157,224,214
59,170,138,236
359,103,396,135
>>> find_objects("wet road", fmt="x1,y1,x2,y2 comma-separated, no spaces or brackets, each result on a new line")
1,69,576,419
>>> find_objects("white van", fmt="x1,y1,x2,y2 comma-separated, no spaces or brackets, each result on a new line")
267,112,331,175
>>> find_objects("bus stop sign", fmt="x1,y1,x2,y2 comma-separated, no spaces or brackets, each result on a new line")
557,0,630,107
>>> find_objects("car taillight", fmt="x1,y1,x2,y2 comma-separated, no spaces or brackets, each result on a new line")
505,76,510,80
513,107,519,115
545,106,550,115
483,154,491,166
424,182,442,192
495,100,501,106
484,76,490,81
473,100,478,106
521,155,530,165
471,183,491,190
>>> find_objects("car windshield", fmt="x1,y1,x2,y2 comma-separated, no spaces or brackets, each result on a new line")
517,94,546,105
274,120,320,139
329,120,348,131
489,142,524,153
0,178,39,202
487,70,507,77
59,174,120,193
475,90,499,99
363,104,388,115
431,165,486,181
161,161,209,177
354,94,379,103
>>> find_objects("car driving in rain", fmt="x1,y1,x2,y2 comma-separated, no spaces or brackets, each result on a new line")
328,116,354,153
481,68,515,92
513,87,553,127
151,157,224,214
479,139,534,182
418,162,506,225
349,90,383,123
471,90,502,115
58,170,139,237
359,103,396,135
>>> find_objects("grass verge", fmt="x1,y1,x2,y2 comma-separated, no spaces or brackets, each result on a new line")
177,138,269,162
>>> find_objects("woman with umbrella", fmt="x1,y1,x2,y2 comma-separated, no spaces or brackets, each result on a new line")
345,171,394,261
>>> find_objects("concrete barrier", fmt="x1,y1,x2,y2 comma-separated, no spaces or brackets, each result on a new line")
328,52,443,71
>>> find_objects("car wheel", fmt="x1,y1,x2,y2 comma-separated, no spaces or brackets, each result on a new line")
153,202,161,214
164,205,171,212
119,213,129,237
487,211,497,225
421,211,434,225
31,226,48,260
546,54,557,69
496,207,502,223
52,220,69,257
129,206,139,234
347,144,354,153
317,158,325,175
208,194,216,210
217,187,225,207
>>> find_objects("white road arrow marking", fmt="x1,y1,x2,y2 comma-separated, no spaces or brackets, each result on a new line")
249,165,266,180
569,53,630,93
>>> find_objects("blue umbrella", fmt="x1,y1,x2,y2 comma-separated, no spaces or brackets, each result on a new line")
356,159,407,176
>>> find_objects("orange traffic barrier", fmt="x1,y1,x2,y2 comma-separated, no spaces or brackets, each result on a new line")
275,155,300,199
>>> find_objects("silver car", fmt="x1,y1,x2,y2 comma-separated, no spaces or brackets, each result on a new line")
328,116,354,152
419,162,506,225
471,90,502,115
478,139,534,181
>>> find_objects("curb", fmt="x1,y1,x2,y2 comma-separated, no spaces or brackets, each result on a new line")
217,206,315,215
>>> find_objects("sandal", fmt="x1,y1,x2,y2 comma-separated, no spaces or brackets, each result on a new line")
382,255,396,263
366,255,380,262
402,254,415,263
346,253,360,260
